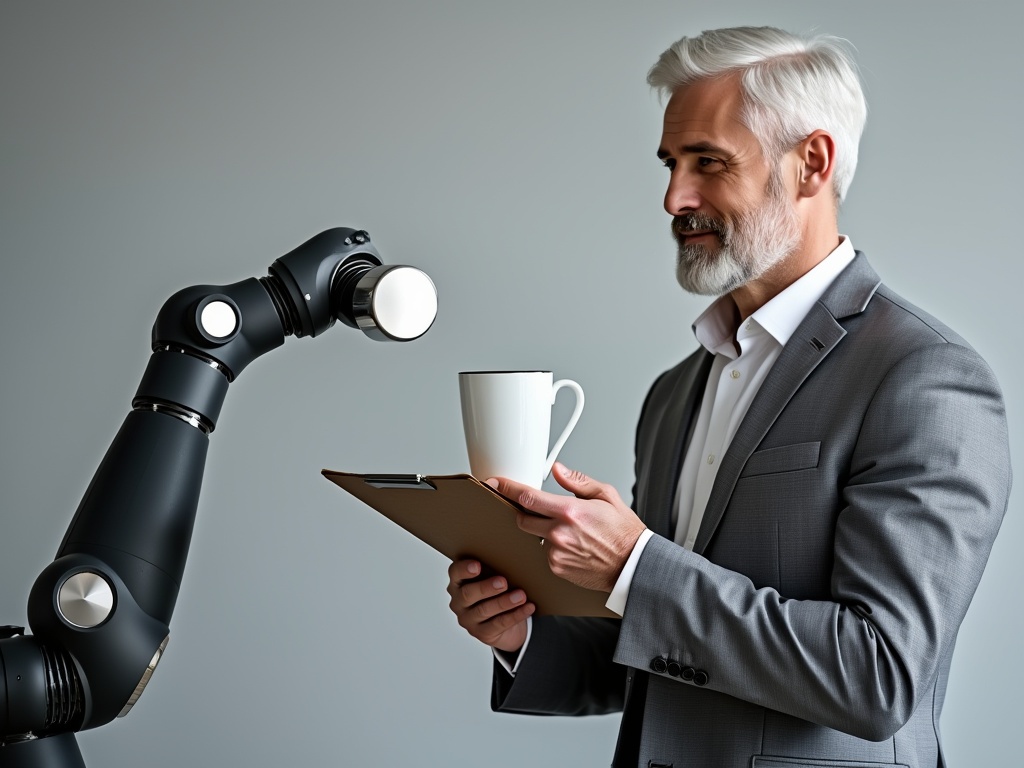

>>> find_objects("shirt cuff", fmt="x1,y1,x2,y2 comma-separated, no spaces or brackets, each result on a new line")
492,615,533,676
605,528,655,616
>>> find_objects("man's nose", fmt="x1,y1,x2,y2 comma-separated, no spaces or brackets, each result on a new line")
664,170,701,216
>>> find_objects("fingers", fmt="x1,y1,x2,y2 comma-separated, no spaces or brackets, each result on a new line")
462,580,528,623
455,573,518,612
491,467,624,515
447,565,522,616
551,461,625,506
447,558,482,587
446,559,535,648
515,510,554,539
471,599,536,647
488,476,563,518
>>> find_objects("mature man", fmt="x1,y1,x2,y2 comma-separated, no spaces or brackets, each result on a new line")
446,26,1011,768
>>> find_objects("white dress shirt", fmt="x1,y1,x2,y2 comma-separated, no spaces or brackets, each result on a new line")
606,236,856,613
498,237,856,673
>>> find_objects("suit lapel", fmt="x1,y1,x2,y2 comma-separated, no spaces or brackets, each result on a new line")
692,252,882,554
644,351,714,539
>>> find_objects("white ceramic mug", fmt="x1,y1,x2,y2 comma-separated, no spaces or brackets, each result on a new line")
458,371,585,488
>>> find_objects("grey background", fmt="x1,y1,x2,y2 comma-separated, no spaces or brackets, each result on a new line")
1,1,1019,765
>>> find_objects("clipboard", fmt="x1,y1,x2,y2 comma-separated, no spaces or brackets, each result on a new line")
322,470,616,618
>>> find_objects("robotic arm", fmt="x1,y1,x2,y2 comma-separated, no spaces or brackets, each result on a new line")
0,228,438,766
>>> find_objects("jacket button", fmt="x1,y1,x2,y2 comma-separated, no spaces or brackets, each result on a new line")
680,666,695,681
650,657,668,673
667,660,682,677
693,670,709,686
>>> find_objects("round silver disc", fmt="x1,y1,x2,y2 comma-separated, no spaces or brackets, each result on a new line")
57,571,114,628
371,267,438,340
199,300,238,338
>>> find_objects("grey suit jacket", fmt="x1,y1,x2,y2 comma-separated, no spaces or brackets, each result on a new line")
491,253,1012,768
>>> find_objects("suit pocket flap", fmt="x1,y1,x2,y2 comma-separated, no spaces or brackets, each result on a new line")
752,757,908,768
739,441,820,478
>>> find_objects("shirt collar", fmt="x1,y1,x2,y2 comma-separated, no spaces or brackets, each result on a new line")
693,236,857,354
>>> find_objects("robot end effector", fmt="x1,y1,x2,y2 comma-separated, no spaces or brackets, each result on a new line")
0,228,437,758
155,226,439,383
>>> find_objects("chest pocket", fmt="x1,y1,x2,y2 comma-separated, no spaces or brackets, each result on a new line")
752,757,909,768
739,441,820,479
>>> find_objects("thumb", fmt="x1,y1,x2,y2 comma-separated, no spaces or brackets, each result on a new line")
551,462,618,503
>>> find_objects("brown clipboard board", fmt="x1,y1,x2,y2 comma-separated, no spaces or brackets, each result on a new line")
322,470,616,618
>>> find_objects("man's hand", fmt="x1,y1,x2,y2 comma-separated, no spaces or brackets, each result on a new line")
446,559,536,654
489,462,647,593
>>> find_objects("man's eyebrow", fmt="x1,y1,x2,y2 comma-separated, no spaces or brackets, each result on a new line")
657,141,733,159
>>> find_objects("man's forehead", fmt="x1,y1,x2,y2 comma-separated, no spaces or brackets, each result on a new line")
663,76,746,128
660,75,757,149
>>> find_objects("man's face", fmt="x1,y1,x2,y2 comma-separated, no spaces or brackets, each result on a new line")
658,75,801,296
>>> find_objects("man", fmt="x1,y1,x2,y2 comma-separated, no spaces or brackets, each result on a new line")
446,26,1010,768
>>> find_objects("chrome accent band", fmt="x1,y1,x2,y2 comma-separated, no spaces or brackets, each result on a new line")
154,344,231,378
134,400,213,434
118,635,169,718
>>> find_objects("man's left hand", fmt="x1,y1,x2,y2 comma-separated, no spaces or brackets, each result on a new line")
488,462,647,593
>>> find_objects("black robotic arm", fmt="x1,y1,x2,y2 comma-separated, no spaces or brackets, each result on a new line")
0,228,437,766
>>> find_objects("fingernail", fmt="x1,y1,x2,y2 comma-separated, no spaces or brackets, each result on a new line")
492,578,505,590
509,590,525,604
485,478,498,488
468,562,480,575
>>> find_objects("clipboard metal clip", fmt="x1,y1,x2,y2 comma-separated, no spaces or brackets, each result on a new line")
363,474,437,490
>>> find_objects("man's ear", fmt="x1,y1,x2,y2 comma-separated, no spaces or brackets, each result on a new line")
796,130,836,199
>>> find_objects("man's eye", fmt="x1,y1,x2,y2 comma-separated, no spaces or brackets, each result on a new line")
661,159,675,171
697,156,720,169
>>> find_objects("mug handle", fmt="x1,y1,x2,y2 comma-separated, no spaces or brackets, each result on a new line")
543,379,585,480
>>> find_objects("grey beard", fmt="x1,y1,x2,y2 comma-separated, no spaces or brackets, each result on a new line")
674,179,801,297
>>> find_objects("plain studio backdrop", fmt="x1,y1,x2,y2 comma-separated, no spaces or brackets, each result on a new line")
1,2,1020,766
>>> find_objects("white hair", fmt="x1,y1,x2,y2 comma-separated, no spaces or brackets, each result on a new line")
647,26,867,202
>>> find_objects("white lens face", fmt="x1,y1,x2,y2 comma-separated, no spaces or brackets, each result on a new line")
372,268,437,340
200,300,237,338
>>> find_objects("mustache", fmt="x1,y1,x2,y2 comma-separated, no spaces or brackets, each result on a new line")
672,212,726,239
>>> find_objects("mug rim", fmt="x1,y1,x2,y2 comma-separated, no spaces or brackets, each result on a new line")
459,370,552,375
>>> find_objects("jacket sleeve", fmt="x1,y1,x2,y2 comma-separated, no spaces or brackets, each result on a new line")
491,616,625,716
612,341,1012,741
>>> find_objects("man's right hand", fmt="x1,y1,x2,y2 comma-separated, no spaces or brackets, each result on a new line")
447,559,536,654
